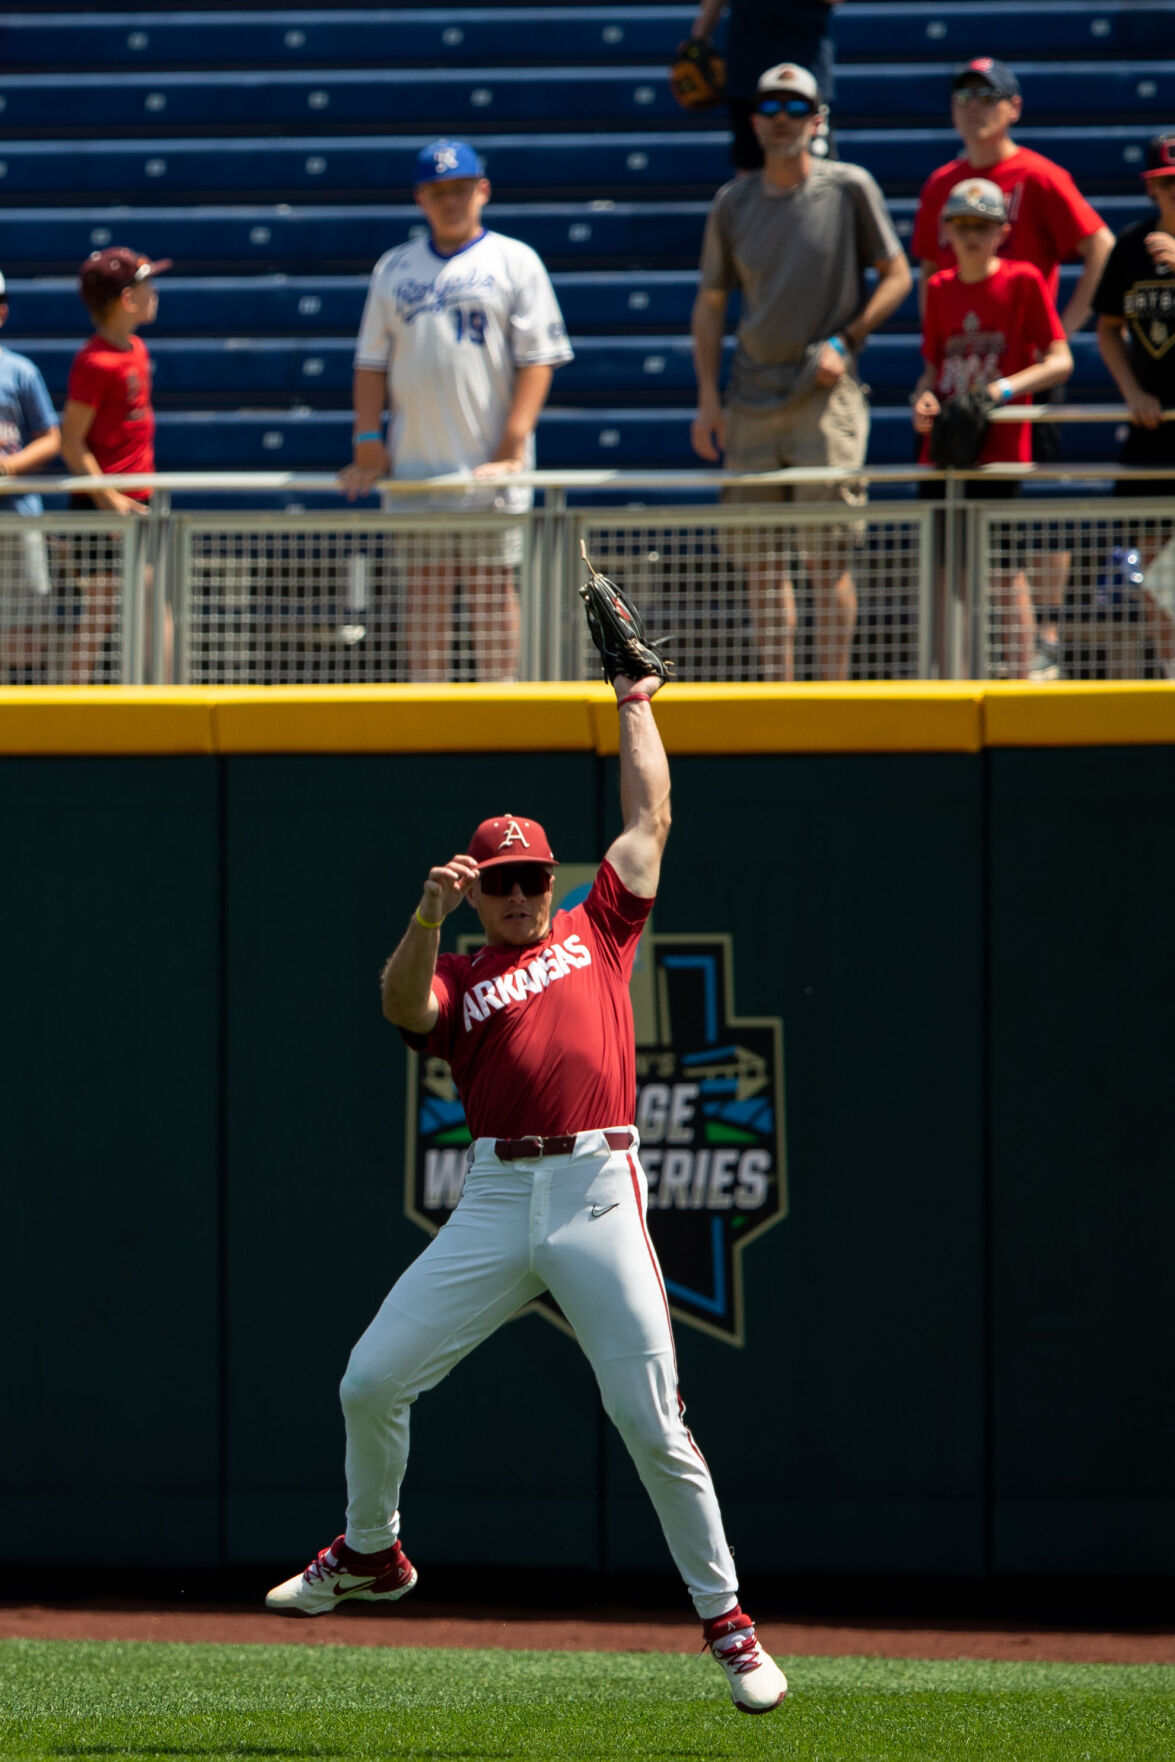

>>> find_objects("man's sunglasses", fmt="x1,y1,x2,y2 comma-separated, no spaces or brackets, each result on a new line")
755,97,818,119
478,863,553,897
952,88,1004,107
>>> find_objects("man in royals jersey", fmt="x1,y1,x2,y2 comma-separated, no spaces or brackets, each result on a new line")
911,178,1072,677
265,669,789,1717
340,140,573,683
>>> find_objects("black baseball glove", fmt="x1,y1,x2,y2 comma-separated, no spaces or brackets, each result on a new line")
928,389,993,469
669,37,726,110
579,545,673,684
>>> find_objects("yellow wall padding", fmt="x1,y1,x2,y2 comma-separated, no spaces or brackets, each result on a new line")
0,681,1172,757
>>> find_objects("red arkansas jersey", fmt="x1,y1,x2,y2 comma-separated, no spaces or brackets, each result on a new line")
66,333,155,500
922,259,1066,464
406,859,652,1138
912,146,1103,307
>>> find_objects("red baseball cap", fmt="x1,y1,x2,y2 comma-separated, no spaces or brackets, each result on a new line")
467,814,558,870
79,246,173,309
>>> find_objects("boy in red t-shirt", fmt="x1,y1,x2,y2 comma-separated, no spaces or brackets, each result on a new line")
61,246,171,682
911,178,1071,677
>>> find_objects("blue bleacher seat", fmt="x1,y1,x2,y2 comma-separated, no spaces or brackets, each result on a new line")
5,64,1172,135
0,127,1157,203
3,6,1166,72
0,4,1161,506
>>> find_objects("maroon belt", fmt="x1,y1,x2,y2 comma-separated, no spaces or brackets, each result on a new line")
493,1129,633,1161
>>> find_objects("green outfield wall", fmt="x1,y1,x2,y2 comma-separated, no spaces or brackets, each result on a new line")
2,686,1172,1580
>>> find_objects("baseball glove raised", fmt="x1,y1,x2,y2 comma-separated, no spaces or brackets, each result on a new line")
928,389,994,470
669,37,726,110
579,544,673,683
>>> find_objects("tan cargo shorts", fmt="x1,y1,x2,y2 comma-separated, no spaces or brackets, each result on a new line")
720,373,869,561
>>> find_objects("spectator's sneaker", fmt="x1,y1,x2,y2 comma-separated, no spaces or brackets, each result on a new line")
265,1534,417,1616
1029,638,1061,682
704,1608,788,1714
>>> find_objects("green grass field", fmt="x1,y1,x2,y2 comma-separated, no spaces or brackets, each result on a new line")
1,1639,1173,1762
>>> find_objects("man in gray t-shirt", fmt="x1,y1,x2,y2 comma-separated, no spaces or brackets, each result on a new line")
691,62,910,681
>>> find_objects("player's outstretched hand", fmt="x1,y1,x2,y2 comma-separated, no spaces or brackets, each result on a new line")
419,852,481,923
613,674,665,705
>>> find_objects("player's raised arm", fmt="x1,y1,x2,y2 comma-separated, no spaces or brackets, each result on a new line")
578,552,672,898
380,852,479,1031
604,673,671,898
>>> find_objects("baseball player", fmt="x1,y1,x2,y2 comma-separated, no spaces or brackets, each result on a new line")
340,139,573,683
266,670,788,1716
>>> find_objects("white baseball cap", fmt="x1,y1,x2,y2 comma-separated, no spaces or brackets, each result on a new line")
756,63,820,104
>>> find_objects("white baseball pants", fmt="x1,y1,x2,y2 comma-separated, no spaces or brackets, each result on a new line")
339,1128,740,1620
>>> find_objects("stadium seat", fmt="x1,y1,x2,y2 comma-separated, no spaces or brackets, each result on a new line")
0,2,1156,513
0,6,1159,73
6,64,1171,135
0,127,1159,202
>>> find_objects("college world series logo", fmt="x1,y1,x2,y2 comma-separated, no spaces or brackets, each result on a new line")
404,866,787,1346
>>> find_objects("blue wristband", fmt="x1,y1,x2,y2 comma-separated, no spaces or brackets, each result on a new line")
827,335,847,358
354,430,383,443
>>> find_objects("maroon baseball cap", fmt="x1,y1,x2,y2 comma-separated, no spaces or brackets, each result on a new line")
1144,133,1175,179
79,246,173,308
467,814,558,870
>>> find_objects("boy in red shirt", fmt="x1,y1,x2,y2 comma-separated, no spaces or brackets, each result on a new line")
911,178,1071,678
61,246,170,683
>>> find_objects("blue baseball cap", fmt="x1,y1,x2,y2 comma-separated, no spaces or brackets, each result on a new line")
952,58,1020,100
414,139,485,186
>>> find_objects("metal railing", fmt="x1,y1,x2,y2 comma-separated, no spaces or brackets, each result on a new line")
2,448,1173,687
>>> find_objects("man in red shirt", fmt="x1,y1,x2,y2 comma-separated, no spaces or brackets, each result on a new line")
912,178,1072,677
264,671,789,1717
913,60,1112,328
61,246,170,683
913,59,1113,671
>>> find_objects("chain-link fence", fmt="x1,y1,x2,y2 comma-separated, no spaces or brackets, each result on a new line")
5,471,1175,686
976,498,1175,682
177,513,538,685
568,503,933,683
0,515,138,686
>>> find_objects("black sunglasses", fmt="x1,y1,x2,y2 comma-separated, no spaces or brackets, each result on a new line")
755,96,818,118
952,87,1003,107
478,863,553,898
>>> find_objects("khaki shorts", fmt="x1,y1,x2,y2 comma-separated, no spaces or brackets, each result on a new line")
720,374,869,560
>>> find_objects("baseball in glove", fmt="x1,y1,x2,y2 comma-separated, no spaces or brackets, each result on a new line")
579,543,673,684
928,388,994,470
669,37,726,111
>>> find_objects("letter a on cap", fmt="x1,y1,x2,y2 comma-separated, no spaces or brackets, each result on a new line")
499,818,531,849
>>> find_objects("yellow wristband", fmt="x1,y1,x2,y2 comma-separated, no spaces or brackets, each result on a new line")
414,908,444,930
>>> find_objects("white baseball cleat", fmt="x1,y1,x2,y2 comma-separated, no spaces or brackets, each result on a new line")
706,1609,788,1714
265,1533,417,1616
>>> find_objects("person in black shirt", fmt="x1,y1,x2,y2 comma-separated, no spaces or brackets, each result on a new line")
1092,132,1175,670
